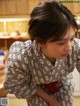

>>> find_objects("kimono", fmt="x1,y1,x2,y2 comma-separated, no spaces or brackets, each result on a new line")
4,38,80,106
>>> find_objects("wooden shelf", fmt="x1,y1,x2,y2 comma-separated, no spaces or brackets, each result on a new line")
0,36,10,39
0,37,29,49
0,36,29,39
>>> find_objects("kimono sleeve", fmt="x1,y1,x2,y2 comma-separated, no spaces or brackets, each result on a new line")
4,41,39,99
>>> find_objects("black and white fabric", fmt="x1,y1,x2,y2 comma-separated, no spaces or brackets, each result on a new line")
4,38,80,106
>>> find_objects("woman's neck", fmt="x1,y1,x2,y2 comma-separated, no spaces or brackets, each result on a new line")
47,57,56,65
40,45,56,65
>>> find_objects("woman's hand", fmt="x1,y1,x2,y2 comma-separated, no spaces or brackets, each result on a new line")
48,97,60,106
36,88,60,106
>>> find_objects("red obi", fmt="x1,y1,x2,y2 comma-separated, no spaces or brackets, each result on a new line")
43,81,61,93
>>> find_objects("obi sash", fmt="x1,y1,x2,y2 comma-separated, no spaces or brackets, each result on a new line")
43,81,63,93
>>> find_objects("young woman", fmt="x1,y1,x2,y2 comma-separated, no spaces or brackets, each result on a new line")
4,1,80,106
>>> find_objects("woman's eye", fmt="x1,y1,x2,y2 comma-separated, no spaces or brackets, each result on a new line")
57,42,65,45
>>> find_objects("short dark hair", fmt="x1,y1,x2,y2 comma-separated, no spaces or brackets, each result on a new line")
28,1,78,42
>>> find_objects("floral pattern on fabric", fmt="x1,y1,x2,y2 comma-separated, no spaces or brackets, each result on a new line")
4,38,80,106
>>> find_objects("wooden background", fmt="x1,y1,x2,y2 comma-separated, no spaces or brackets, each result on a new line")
0,0,40,16
0,0,80,16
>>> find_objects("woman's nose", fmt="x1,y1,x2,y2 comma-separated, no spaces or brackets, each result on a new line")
65,41,72,52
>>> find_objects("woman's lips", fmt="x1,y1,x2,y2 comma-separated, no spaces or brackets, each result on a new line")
61,54,68,57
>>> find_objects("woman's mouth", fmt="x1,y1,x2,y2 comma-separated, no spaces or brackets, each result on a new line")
61,54,68,57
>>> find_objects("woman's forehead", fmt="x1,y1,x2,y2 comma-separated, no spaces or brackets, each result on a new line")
62,27,75,40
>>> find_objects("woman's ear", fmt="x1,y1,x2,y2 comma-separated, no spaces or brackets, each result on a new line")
35,37,42,44
35,37,43,48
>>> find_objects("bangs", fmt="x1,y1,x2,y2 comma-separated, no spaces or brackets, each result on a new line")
48,21,69,42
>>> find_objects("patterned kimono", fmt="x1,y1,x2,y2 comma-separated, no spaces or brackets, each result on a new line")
4,38,80,106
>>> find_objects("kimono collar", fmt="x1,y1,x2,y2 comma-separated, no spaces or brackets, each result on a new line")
28,40,66,84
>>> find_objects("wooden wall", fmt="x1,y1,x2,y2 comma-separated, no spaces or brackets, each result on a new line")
63,3,80,16
0,0,40,16
0,0,80,16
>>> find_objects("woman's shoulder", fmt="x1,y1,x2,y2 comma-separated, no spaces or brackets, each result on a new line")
74,38,80,47
10,40,31,49
8,40,33,61
9,40,32,53
72,38,80,58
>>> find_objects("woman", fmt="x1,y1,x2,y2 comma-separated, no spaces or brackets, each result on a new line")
4,1,80,106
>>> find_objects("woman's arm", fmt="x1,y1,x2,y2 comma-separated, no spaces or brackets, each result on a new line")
4,41,40,99
36,88,60,106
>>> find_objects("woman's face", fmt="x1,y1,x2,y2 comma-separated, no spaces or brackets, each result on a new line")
39,27,75,61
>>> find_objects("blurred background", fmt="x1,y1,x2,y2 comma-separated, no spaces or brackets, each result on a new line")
0,0,80,106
